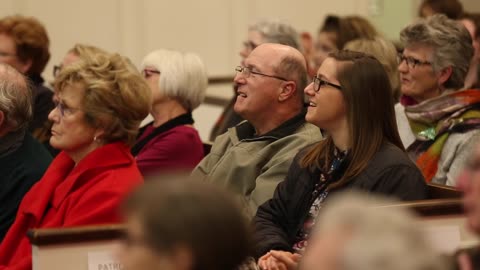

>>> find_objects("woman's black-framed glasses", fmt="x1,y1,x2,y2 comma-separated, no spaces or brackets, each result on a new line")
235,66,288,81
312,75,342,92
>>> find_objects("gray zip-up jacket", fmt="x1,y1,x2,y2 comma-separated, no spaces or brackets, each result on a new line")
192,112,322,218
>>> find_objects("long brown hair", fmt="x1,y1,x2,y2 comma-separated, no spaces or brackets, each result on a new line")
300,50,403,190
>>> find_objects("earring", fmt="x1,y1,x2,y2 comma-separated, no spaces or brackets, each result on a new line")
93,136,97,142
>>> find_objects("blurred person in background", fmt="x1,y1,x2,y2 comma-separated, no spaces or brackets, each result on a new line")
312,15,378,72
345,37,401,102
0,15,54,150
0,64,52,242
118,178,251,270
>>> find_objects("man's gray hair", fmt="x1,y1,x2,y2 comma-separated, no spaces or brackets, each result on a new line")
249,19,301,51
400,14,473,89
0,64,32,131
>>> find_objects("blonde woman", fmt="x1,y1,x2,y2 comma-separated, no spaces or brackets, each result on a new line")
0,52,151,270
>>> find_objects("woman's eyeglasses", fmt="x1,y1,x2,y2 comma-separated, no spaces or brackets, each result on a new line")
312,76,342,92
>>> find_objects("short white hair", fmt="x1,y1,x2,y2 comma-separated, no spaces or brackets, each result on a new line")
315,192,448,270
141,49,208,111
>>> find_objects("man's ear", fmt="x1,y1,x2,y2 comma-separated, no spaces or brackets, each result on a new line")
437,66,453,86
278,81,297,102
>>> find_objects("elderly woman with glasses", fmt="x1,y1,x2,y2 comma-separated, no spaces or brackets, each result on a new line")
254,50,427,270
131,49,207,176
395,14,480,186
0,52,151,270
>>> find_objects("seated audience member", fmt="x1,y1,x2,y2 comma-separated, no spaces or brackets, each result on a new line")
395,14,479,185
0,64,52,242
131,49,207,176
294,193,448,270
419,0,463,19
209,19,301,141
0,15,54,147
456,143,480,270
53,43,108,78
254,50,427,266
345,37,401,101
118,178,251,270
312,15,378,72
0,52,151,269
192,43,322,218
459,13,480,89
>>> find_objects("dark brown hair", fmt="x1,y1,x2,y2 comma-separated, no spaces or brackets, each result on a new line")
317,15,378,51
0,15,50,75
419,0,464,19
300,50,404,190
122,177,252,270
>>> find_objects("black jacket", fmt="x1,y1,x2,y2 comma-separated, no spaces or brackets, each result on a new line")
253,142,427,258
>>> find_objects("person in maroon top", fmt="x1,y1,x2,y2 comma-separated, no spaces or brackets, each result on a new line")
132,49,207,176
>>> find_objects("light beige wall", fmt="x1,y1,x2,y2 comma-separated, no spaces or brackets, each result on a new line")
0,0,415,140
0,0,378,81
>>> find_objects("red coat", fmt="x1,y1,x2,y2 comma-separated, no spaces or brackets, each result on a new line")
0,142,143,270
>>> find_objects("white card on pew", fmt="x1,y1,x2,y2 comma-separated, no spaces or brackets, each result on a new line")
88,251,123,270
423,225,461,254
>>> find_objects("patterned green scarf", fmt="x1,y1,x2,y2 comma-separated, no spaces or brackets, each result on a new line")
405,89,480,182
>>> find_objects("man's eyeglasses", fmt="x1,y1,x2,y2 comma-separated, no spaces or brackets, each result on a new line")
312,75,342,92
397,53,432,69
53,100,79,117
142,69,160,78
235,66,288,81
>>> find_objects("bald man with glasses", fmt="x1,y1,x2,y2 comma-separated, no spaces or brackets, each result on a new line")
192,43,322,218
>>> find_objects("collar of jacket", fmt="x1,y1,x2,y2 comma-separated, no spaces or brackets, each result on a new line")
22,142,134,221
234,109,307,142
28,73,45,87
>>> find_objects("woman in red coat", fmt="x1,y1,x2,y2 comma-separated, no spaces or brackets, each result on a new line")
0,51,151,270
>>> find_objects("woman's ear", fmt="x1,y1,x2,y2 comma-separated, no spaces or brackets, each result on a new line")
437,66,453,86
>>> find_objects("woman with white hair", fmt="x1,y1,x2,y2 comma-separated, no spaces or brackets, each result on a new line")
132,49,207,176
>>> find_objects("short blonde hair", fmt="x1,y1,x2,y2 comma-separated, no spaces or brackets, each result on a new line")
345,37,400,99
141,49,207,111
68,43,107,60
314,192,448,270
54,53,151,146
